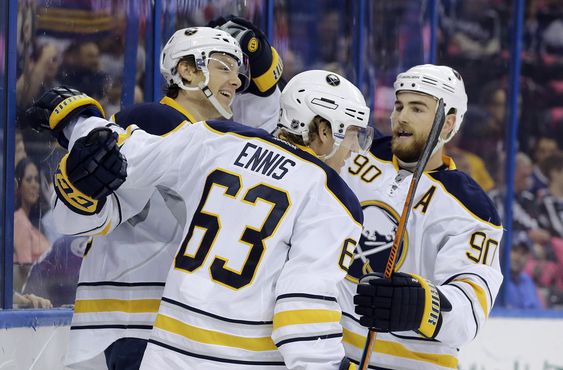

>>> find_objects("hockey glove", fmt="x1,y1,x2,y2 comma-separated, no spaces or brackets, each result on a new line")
209,15,283,96
54,127,127,215
354,272,452,339
25,86,105,148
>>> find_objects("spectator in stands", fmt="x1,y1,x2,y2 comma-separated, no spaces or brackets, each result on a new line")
16,43,61,110
446,133,495,191
57,40,108,100
489,153,543,234
530,136,560,195
505,232,544,309
13,292,52,309
14,129,27,168
13,158,50,292
23,236,87,307
460,81,507,179
15,42,63,171
520,151,563,307
537,151,563,238
442,0,502,59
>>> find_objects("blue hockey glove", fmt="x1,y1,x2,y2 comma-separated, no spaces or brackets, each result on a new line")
354,272,452,338
54,127,127,215
209,15,283,96
25,86,105,148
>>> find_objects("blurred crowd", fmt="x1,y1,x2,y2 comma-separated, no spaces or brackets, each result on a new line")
438,0,563,309
6,0,563,310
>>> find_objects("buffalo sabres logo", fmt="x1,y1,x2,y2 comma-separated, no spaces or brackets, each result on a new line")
184,28,198,36
347,201,408,279
326,73,340,86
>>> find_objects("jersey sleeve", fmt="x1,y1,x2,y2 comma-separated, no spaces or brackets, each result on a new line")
52,116,194,236
272,182,362,369
431,217,504,347
231,87,281,133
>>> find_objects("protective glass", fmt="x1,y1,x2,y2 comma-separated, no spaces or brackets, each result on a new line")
338,125,375,153
208,52,250,93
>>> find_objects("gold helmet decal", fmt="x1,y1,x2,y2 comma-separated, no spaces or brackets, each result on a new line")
247,37,259,53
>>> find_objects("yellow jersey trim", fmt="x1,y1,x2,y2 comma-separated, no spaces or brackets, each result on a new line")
74,298,161,313
93,220,112,236
160,96,198,123
117,125,136,146
343,328,458,369
295,143,318,157
455,278,489,317
154,314,277,351
273,309,341,330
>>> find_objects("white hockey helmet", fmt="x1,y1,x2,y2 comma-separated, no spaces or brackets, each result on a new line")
160,27,250,118
393,64,468,143
278,70,372,151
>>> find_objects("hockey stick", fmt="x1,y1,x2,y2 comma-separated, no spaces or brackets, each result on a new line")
358,98,446,370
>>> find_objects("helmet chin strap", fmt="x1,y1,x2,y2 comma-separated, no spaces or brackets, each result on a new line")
317,142,339,161
197,82,233,119
177,73,233,120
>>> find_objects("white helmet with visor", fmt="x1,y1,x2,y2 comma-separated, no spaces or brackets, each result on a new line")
278,70,373,155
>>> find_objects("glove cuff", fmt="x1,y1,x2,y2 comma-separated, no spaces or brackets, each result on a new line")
54,154,105,215
410,273,441,338
251,47,283,94
49,94,105,131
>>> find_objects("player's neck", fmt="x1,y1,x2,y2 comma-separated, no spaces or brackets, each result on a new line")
175,94,221,122
398,149,445,173
425,149,446,171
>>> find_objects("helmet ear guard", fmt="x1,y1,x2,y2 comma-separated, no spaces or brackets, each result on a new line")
393,64,468,144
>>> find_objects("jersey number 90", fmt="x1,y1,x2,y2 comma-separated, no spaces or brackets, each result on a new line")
174,168,290,290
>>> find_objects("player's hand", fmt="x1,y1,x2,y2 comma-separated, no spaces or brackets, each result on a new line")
25,86,105,148
209,15,283,96
354,272,452,338
54,128,127,215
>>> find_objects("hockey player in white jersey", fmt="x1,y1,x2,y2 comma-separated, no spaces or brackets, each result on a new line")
26,21,283,369
339,64,504,369
38,69,373,368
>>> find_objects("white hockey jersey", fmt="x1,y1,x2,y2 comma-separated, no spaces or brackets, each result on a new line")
338,136,504,370
53,117,363,369
63,94,280,369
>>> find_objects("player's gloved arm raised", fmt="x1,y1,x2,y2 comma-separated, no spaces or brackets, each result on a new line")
210,15,283,96
354,272,452,339
25,86,105,148
54,127,127,215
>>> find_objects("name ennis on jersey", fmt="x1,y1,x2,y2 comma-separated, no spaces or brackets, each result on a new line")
234,142,296,180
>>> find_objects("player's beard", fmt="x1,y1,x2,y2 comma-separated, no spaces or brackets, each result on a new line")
391,131,427,163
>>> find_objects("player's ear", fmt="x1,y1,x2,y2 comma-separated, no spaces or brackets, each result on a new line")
178,60,198,85
441,114,456,141
318,121,332,144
